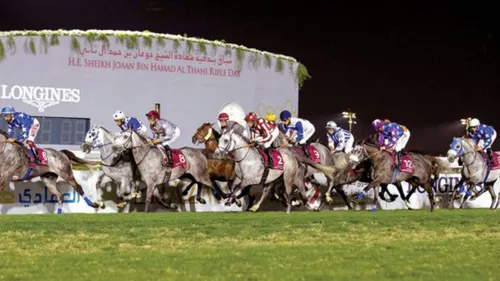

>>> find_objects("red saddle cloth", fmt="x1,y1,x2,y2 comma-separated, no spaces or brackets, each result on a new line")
27,147,49,167
290,145,321,163
389,152,414,174
481,151,500,171
159,147,187,169
257,148,284,170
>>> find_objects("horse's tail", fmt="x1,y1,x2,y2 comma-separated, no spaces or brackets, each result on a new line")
293,154,337,181
60,149,101,170
426,156,452,178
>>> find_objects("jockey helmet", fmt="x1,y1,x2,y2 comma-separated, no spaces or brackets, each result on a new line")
279,110,292,121
372,119,383,131
146,110,160,119
113,110,126,121
1,106,15,115
469,118,480,127
218,112,230,120
265,113,277,122
245,112,258,122
325,121,337,129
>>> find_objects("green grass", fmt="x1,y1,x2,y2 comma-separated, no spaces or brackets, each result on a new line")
0,210,499,281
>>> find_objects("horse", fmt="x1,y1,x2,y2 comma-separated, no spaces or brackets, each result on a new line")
216,128,335,213
325,144,407,207
192,122,238,200
347,135,451,211
81,125,154,210
112,129,214,212
446,137,500,209
0,131,100,214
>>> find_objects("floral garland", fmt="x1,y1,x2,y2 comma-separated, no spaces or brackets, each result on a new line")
0,29,310,88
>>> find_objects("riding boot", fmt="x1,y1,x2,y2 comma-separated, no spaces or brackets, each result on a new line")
163,144,173,167
30,146,41,164
266,149,274,168
487,148,494,166
301,143,310,158
395,151,402,170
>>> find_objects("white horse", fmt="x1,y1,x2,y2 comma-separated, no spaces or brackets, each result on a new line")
447,137,500,209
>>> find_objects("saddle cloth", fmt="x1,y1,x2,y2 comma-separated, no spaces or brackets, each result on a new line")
389,151,414,174
257,148,284,170
158,147,187,169
290,145,321,163
27,147,49,167
480,151,500,171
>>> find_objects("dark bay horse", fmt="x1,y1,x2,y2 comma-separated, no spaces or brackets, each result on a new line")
0,131,100,214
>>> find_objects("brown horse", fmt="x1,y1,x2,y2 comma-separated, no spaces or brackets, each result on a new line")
192,123,255,205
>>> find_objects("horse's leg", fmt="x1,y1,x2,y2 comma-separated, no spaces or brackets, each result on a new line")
420,181,436,212
449,179,465,209
372,185,379,212
96,174,113,209
60,171,99,208
487,183,497,210
470,182,492,201
41,174,64,215
195,182,207,204
227,178,243,207
335,185,353,210
350,179,381,206
249,184,272,212
116,180,132,210
325,179,335,204
459,185,473,209
394,183,406,202
378,184,392,202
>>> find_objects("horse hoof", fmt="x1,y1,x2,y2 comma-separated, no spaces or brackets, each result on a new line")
325,196,333,204
235,200,242,207
92,202,100,209
249,205,259,212
371,207,377,213
196,197,206,204
98,201,105,209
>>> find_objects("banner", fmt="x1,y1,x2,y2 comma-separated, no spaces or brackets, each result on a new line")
0,162,497,214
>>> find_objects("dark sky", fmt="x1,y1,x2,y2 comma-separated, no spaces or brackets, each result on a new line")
1,0,498,154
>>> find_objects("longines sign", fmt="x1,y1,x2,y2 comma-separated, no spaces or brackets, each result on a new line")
0,84,81,112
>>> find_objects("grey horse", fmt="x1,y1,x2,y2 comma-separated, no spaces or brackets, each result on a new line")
216,128,335,213
347,136,451,211
447,137,500,209
112,129,213,212
326,144,408,207
80,125,144,209
0,131,100,214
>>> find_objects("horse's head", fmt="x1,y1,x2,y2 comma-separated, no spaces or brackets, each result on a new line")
192,122,215,145
81,124,101,153
447,137,474,163
217,128,243,154
112,129,134,153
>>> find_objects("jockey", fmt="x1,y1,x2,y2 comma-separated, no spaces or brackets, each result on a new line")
112,110,148,137
265,112,277,123
218,112,247,138
372,119,411,169
325,121,354,153
245,112,279,167
1,106,42,164
468,118,497,165
279,110,315,157
145,109,181,167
